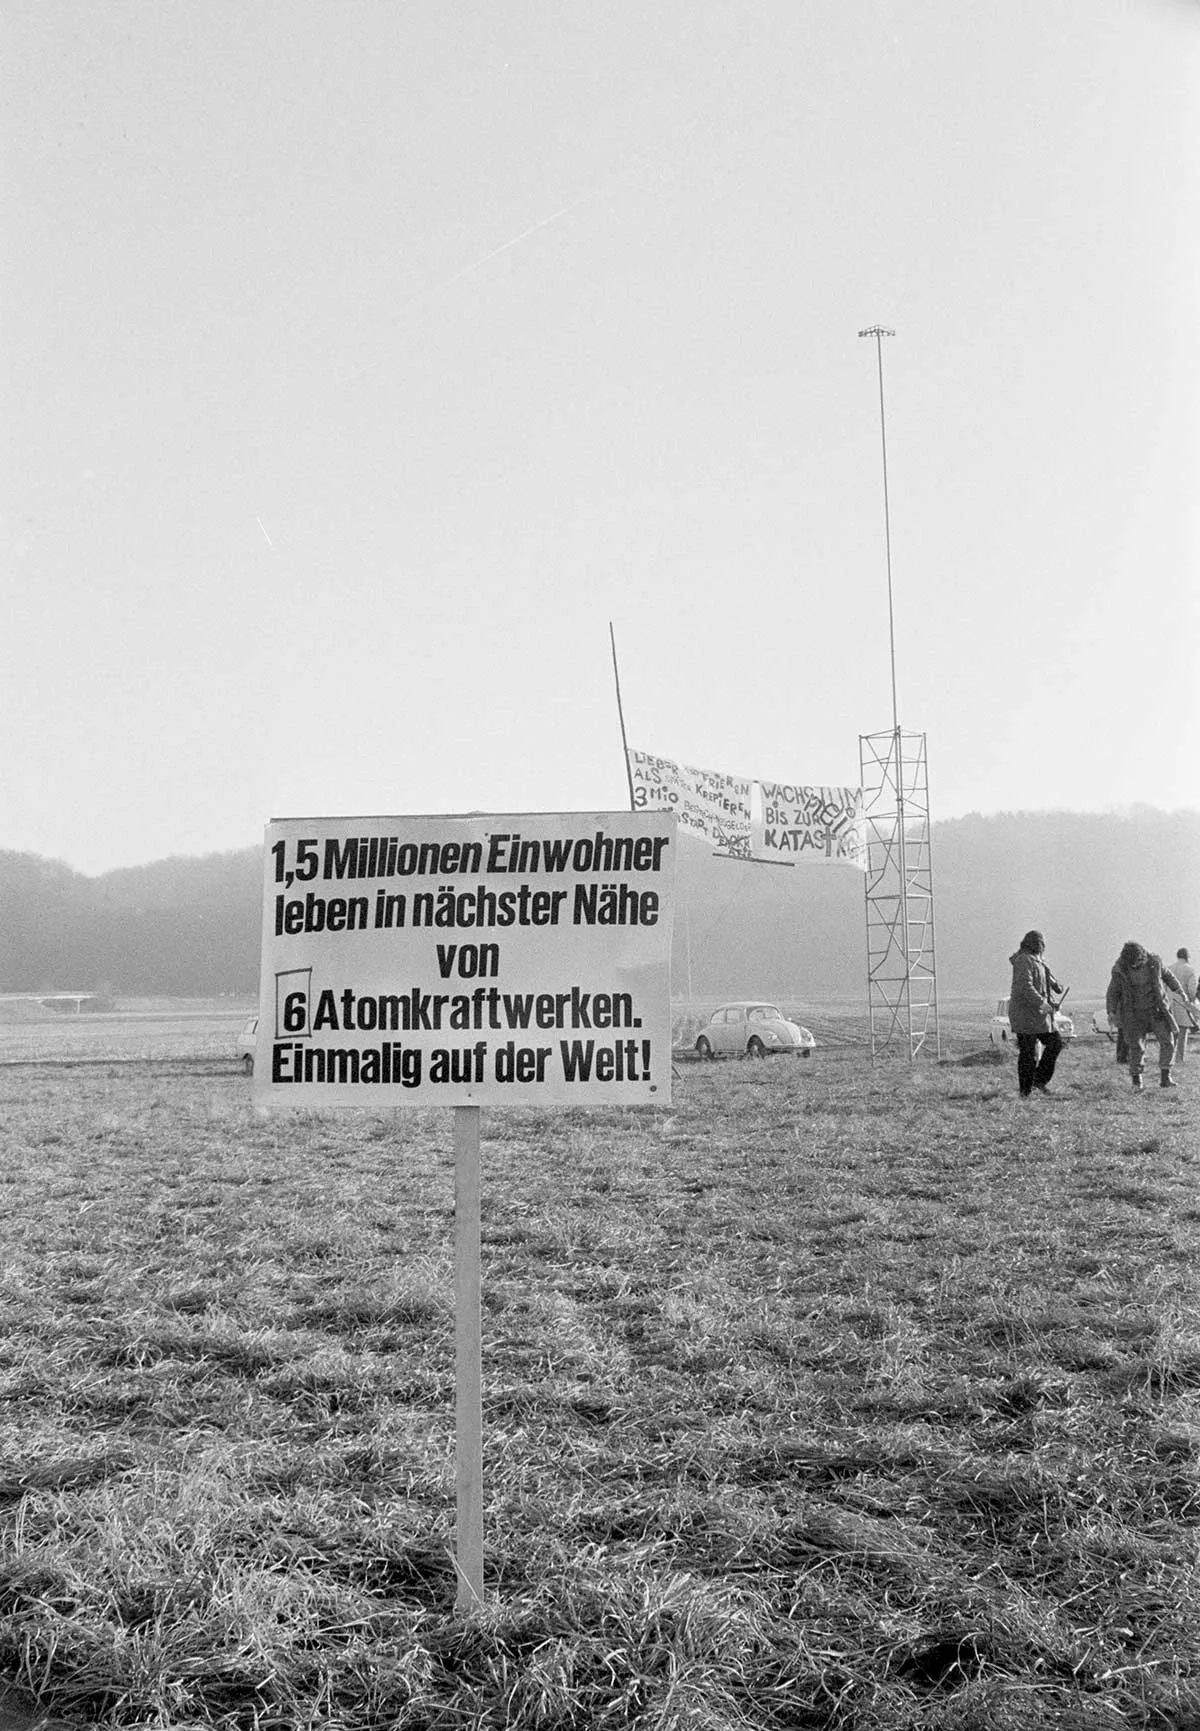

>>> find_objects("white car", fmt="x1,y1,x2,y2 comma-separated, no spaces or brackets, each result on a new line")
989,998,1075,1046
695,1001,816,1060
236,1015,258,1074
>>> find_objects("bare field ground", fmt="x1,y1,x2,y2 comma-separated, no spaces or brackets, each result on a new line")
0,1013,1197,1728
0,1002,256,1068
0,993,1096,1068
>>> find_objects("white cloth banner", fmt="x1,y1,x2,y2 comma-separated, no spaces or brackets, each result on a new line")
628,750,865,870
627,749,753,856
754,779,865,870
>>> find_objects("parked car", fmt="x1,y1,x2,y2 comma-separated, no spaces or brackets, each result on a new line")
236,1015,258,1074
988,998,1075,1046
695,1001,816,1060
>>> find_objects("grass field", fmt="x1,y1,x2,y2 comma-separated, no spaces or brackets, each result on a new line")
0,1001,255,1067
0,1009,1197,1728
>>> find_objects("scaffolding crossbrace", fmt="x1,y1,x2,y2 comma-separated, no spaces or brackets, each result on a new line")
860,728,940,1061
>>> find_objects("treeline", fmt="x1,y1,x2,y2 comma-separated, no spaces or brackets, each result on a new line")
676,807,1199,1000
2,808,1197,999
932,808,1199,998
0,849,262,996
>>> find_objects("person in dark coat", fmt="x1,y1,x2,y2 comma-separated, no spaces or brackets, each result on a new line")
1105,942,1186,1090
1008,930,1066,1098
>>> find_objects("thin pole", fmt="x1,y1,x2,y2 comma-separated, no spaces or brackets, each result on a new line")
609,622,637,810
684,892,693,1003
859,325,912,1056
453,1105,484,1610
858,326,899,736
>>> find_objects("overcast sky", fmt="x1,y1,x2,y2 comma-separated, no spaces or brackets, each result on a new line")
3,0,1197,876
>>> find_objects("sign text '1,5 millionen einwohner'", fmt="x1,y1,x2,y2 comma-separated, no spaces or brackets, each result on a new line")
254,811,676,1109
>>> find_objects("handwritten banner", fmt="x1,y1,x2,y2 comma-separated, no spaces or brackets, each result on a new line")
628,750,865,870
754,780,865,869
627,750,753,857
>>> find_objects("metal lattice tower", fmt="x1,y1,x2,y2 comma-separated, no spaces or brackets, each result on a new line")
856,326,939,1061
860,728,940,1061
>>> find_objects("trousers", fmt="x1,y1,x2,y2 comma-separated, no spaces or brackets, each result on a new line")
1123,1019,1176,1078
1016,1030,1063,1095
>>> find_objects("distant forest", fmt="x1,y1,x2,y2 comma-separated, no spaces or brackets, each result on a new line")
2,810,1197,1001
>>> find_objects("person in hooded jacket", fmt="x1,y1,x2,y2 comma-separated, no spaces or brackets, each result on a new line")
1106,942,1186,1090
1168,948,1198,1067
1008,930,1066,1098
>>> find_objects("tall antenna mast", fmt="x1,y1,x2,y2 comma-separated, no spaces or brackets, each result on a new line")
858,325,899,735
856,325,940,1062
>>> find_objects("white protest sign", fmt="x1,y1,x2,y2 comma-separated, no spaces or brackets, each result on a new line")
753,781,866,870
626,748,752,856
254,810,676,1110
627,748,865,869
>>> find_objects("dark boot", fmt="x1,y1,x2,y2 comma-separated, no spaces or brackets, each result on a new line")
1132,1074,1143,1091
1161,1069,1178,1089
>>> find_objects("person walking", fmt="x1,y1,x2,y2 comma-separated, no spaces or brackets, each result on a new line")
1105,942,1187,1090
1008,930,1066,1098
1168,947,1199,1067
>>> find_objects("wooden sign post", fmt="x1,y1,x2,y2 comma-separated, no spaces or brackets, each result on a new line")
453,1104,484,1609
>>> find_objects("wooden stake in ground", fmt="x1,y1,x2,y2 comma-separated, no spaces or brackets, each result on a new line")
454,1104,484,1610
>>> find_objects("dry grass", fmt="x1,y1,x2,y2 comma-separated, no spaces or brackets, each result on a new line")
0,1026,1197,1728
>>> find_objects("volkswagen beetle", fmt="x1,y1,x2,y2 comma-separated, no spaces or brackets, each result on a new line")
695,1001,816,1060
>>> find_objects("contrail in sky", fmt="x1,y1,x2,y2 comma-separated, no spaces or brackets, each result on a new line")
331,149,664,386
255,516,275,550
435,191,600,290
332,181,619,386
